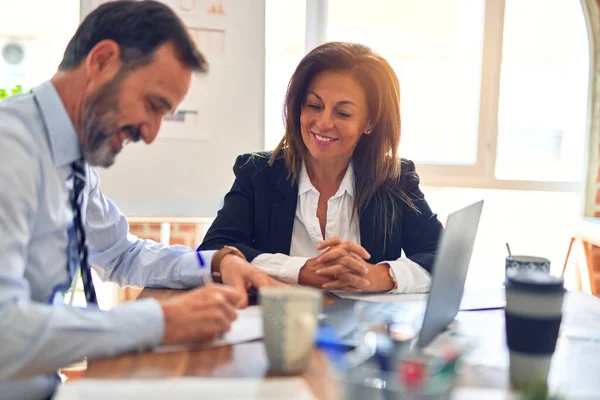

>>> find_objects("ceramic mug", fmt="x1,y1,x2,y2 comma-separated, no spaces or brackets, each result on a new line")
505,255,550,279
259,286,322,374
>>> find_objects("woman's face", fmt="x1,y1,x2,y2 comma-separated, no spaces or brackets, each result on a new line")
299,69,370,166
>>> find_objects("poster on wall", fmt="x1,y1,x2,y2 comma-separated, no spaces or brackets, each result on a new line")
86,0,228,141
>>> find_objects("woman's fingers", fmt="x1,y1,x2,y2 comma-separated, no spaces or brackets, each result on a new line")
342,242,371,260
338,255,368,275
316,237,343,250
317,247,350,264
315,264,353,277
321,273,370,290
317,243,370,264
316,238,370,259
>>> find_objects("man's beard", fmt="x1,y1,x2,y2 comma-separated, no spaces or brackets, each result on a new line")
80,73,140,168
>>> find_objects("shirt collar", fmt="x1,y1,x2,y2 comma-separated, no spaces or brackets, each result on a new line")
32,80,81,167
298,161,355,198
298,162,314,196
338,162,355,198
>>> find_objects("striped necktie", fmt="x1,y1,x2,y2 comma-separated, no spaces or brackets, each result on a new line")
70,159,97,304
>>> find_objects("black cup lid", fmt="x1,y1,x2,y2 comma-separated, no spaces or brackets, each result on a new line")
506,270,564,293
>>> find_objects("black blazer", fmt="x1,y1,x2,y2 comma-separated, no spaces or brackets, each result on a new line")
200,152,444,273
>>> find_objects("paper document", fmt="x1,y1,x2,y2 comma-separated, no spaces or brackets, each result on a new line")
451,388,517,400
331,291,427,302
456,310,509,370
562,291,600,331
332,287,506,311
54,377,316,400
459,287,506,311
155,306,263,353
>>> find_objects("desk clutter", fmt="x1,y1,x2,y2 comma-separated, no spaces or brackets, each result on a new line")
314,268,582,399
335,332,465,399
65,285,600,400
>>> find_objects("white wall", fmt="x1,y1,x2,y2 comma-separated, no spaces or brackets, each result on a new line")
84,0,266,217
0,0,80,89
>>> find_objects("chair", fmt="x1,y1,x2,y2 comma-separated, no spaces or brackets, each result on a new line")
561,218,600,296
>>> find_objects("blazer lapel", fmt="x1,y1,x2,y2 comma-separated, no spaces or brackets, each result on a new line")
269,169,298,254
359,199,386,264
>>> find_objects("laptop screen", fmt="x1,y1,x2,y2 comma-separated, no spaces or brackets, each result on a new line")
416,200,484,347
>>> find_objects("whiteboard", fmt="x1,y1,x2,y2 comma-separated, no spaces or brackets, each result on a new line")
80,0,266,217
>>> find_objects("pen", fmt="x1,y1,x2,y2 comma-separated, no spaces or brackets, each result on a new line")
196,249,212,286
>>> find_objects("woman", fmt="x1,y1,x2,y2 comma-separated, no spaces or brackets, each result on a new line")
201,42,443,293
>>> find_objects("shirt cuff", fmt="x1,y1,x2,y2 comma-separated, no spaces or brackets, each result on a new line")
108,298,165,353
378,258,431,294
177,250,216,287
251,254,309,284
281,256,309,284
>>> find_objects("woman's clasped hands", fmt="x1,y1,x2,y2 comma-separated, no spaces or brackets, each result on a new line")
298,237,395,292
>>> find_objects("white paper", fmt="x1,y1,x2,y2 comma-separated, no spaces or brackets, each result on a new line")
333,287,506,311
459,287,506,311
331,291,428,302
155,306,263,353
456,310,509,370
562,291,600,332
54,377,316,400
451,388,517,400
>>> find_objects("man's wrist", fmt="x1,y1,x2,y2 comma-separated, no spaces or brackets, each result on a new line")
211,246,246,281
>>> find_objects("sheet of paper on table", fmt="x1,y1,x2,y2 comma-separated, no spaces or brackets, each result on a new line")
154,305,263,353
455,310,510,370
54,377,316,400
451,387,517,399
332,286,506,311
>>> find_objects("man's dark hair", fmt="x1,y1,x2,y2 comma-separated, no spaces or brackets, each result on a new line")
58,0,208,73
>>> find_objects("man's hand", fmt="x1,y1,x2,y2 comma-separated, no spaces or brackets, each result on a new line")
219,255,287,308
160,284,241,345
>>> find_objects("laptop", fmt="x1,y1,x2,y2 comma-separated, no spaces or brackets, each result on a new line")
319,199,484,348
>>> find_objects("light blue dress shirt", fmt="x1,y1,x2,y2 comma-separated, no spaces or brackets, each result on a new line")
0,81,214,399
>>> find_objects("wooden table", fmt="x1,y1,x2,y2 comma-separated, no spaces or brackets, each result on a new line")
85,288,341,399
84,289,600,399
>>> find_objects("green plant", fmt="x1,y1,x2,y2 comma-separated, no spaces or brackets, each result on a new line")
0,84,24,100
518,381,565,400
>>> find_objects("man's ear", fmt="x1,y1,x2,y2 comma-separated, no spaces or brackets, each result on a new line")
85,39,121,82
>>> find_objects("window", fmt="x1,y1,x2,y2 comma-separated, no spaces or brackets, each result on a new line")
264,0,306,150
265,0,590,287
327,0,485,167
495,0,589,183
267,0,589,191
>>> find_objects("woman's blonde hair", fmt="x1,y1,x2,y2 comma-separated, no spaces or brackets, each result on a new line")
270,42,417,242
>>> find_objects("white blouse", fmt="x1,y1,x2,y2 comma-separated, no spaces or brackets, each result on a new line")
251,162,431,293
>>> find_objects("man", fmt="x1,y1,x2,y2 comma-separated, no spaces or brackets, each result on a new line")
0,1,281,398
